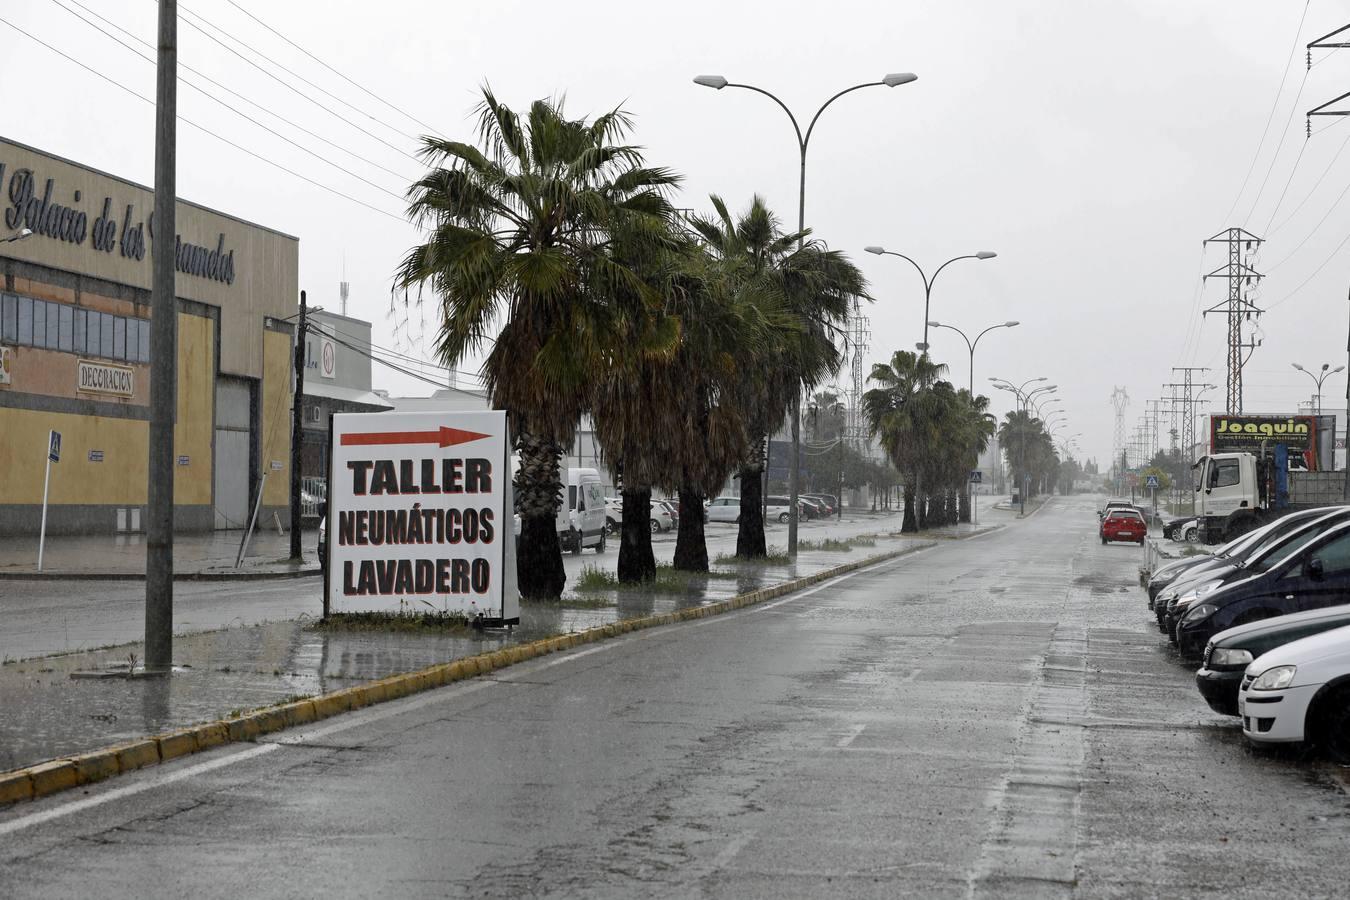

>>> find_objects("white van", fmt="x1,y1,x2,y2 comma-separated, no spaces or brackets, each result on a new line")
564,467,608,553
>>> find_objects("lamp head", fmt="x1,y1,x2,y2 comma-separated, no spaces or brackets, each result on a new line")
863,245,886,255
18,227,32,239
883,73,918,87
927,320,941,327
1321,362,1331,371
975,250,997,260
1292,362,1305,371
1335,366,1347,374
915,342,929,352
1004,320,1019,327
693,75,728,90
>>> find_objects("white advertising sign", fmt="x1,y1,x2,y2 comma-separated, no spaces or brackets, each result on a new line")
0,345,11,384
77,359,134,397
327,410,518,622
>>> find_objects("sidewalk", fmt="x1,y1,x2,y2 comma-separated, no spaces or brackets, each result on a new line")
0,527,321,580
0,521,1003,778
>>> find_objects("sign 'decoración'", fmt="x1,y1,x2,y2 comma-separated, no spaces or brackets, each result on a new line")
327,411,518,623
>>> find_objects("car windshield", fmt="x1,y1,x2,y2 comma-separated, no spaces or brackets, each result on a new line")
1240,512,1349,570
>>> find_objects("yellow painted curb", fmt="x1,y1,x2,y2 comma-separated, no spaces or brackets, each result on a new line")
27,760,77,799
71,749,120,785
156,729,199,762
1,544,927,809
112,739,161,772
0,770,34,805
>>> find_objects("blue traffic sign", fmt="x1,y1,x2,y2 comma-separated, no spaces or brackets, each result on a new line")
48,430,61,463
969,470,983,484
1144,474,1160,488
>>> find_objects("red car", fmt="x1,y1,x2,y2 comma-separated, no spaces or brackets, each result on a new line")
1100,508,1147,545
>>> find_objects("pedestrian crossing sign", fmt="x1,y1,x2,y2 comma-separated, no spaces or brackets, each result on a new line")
1145,474,1159,488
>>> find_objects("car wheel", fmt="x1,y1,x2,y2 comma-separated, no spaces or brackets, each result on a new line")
1101,536,1107,545
606,517,619,536
778,512,790,523
1313,687,1350,763
650,519,661,534
1183,525,1198,543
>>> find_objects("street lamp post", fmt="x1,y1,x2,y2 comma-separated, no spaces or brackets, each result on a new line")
927,320,1019,393
865,247,997,350
991,376,1049,515
1291,362,1345,416
695,71,917,557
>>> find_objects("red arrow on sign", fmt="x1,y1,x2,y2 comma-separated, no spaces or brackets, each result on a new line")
340,426,491,448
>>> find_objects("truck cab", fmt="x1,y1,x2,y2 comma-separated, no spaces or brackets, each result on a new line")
1194,453,1260,528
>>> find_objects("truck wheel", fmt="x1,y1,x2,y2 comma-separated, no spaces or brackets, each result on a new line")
569,528,582,555
1313,687,1350,763
606,517,619,536
595,530,606,554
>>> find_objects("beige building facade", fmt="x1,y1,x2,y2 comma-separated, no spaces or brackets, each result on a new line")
0,137,298,535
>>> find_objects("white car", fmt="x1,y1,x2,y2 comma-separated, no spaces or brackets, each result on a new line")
1239,623,1350,760
706,496,741,523
604,496,676,533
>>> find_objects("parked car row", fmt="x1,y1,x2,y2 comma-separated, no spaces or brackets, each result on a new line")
705,493,838,524
1141,505,1350,761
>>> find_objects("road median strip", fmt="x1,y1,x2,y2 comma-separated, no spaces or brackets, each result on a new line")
0,538,959,808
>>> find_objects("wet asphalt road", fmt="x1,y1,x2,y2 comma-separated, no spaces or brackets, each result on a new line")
4,495,1349,898
0,509,921,661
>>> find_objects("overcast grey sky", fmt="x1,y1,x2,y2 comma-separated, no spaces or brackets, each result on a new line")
6,0,1350,466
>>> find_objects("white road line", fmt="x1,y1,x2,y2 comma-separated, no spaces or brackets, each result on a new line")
836,724,867,748
0,549,932,835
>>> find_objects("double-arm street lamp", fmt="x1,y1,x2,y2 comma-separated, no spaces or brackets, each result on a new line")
1292,362,1345,416
694,71,917,557
926,320,1018,393
991,377,1053,514
864,247,997,350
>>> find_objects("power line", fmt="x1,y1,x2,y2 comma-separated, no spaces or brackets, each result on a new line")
1242,67,1312,226
1267,122,1350,237
60,0,416,184
180,2,420,143
0,14,407,222
48,0,410,202
1222,0,1311,225
225,0,443,137
174,4,423,165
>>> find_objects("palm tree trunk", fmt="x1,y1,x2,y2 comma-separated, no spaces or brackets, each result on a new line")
673,486,709,572
618,486,656,584
514,431,566,600
958,488,971,524
736,448,767,558
901,484,917,533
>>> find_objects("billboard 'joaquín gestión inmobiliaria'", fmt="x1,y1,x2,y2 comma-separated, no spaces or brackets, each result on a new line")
327,410,519,624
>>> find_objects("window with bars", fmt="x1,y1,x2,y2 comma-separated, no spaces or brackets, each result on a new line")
0,292,149,363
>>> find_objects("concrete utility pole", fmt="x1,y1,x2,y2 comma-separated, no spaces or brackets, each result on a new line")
1203,228,1264,414
289,290,307,560
144,0,177,671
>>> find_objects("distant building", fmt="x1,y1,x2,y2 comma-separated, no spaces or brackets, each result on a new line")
299,310,392,483
0,138,296,535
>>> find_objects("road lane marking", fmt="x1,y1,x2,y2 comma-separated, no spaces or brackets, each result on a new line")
0,549,930,835
836,724,867,748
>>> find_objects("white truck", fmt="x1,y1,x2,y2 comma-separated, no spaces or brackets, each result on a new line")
1193,449,1345,543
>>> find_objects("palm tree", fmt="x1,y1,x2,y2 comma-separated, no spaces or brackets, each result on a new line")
999,410,1057,501
396,88,681,599
691,196,865,558
862,351,949,532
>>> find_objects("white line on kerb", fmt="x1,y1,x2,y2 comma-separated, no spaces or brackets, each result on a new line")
0,547,926,835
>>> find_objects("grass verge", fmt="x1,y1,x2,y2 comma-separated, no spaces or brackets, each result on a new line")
574,562,738,593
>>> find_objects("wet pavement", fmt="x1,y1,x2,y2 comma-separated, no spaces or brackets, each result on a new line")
0,514,981,773
12,496,1335,898
0,526,321,578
